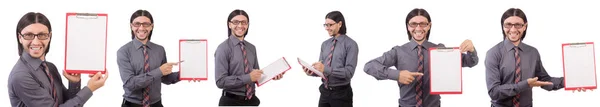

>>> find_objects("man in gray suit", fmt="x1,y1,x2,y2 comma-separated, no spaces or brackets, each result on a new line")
8,12,108,107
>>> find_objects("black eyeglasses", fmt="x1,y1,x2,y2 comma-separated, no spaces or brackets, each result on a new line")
19,33,50,40
407,22,429,28
503,23,525,29
131,22,153,27
323,23,337,27
230,20,248,25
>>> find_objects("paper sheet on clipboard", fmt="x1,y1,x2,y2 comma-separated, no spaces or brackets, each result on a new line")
256,57,291,87
64,13,107,74
297,58,326,79
562,42,597,90
179,39,208,81
429,47,462,94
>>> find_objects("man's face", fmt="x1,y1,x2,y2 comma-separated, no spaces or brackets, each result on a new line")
503,16,527,42
407,16,431,42
19,23,51,59
131,16,153,41
324,18,341,36
229,15,249,38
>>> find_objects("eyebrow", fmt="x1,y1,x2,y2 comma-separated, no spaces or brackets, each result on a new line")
21,32,48,34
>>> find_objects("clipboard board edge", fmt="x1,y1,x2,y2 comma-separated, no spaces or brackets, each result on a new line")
66,13,108,16
256,57,292,87
178,39,209,81
297,57,327,80
561,42,597,90
64,13,108,74
65,69,106,74
428,47,463,95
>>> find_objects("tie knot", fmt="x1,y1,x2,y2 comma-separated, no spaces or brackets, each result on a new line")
239,42,245,46
513,46,519,50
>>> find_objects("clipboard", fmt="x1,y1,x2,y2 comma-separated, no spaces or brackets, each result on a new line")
297,57,327,80
64,13,107,74
256,57,292,87
178,39,208,81
429,47,462,94
562,42,597,90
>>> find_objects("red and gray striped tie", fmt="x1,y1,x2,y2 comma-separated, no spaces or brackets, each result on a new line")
513,47,521,107
42,62,57,107
241,42,253,100
142,45,151,107
325,39,337,88
415,45,424,107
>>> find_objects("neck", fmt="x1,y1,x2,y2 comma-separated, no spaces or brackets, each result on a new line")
236,36,244,41
40,54,46,61
512,40,521,46
137,39,148,45
415,39,426,45
332,34,341,38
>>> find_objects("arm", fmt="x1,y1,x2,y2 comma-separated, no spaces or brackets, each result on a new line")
215,45,252,89
364,47,400,80
323,42,358,80
485,50,530,100
462,48,479,67
161,51,181,85
118,48,163,91
534,54,564,91
13,73,92,107
64,81,82,100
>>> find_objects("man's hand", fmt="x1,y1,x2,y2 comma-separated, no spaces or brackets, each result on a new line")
62,70,81,83
527,77,553,87
398,70,424,85
87,71,108,92
250,69,263,82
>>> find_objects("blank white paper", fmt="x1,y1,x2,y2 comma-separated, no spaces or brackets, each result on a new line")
65,14,107,72
179,40,208,80
257,57,291,86
429,48,462,94
297,58,326,79
563,43,597,89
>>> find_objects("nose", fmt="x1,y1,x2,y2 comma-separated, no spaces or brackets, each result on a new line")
509,26,517,32
30,36,42,45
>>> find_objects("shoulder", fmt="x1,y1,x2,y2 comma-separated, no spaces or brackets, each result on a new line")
117,41,134,53
245,41,257,50
521,43,540,55
8,63,35,89
343,36,359,47
216,39,232,53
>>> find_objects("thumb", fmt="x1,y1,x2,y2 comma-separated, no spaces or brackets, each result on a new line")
532,77,538,81
92,72,102,80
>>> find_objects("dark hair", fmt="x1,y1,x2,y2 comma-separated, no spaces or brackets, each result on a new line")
227,9,250,37
130,10,154,40
501,8,528,40
325,11,347,35
16,12,52,56
405,8,432,40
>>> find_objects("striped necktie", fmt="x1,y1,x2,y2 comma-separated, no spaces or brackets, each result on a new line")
325,39,337,88
415,45,424,107
42,62,57,107
513,46,521,107
142,45,151,107
240,42,253,100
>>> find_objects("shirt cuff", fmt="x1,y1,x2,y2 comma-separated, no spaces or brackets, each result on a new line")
68,81,81,89
150,68,163,81
517,80,530,93
78,86,94,102
242,74,253,84
386,69,400,81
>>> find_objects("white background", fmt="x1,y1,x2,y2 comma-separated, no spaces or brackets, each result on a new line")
1,0,599,107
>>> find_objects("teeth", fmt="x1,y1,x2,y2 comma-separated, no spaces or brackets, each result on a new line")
31,47,41,50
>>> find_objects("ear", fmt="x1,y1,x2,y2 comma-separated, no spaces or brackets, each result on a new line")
337,21,343,26
228,22,234,29
18,35,23,44
522,23,528,31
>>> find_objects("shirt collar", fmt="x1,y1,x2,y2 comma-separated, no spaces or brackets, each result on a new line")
408,39,436,51
21,51,44,70
133,39,153,50
228,35,245,46
502,39,524,52
329,34,348,42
